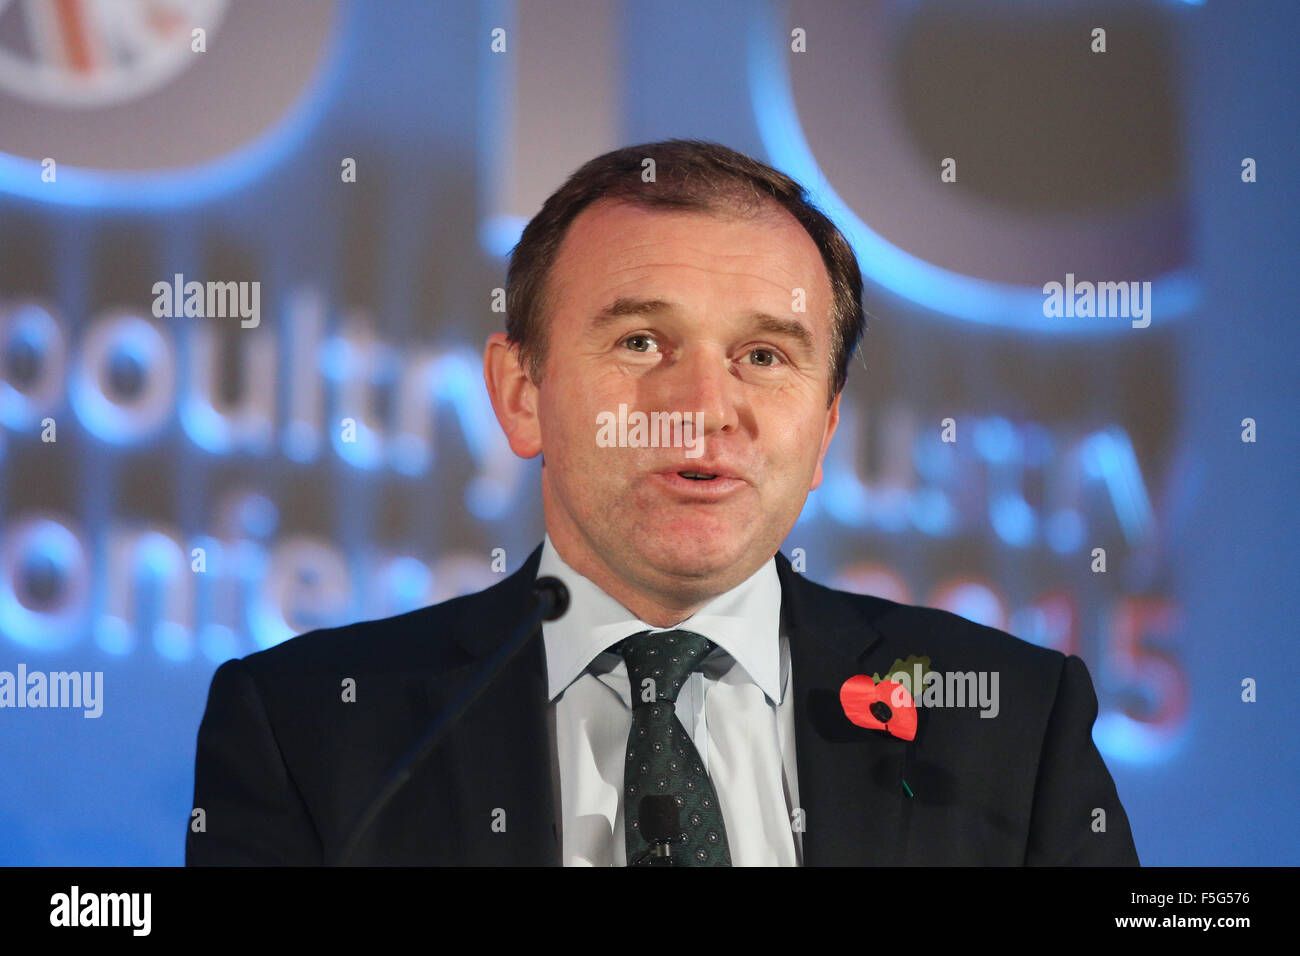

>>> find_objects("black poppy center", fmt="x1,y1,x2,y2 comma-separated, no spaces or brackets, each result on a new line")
869,701,893,722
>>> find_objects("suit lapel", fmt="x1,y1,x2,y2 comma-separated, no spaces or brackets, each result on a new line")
777,552,912,865
420,543,559,865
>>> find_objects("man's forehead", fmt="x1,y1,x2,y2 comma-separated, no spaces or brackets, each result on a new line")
552,198,833,320
564,197,816,262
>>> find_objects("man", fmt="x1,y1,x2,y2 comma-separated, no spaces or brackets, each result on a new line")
186,139,1139,866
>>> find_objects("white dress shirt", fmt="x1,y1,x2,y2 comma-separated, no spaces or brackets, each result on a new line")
538,534,803,866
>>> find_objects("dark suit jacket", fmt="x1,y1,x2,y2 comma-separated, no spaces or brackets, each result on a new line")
185,542,1139,865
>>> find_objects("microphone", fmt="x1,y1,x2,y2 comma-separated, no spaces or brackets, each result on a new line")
333,575,570,865
629,795,680,866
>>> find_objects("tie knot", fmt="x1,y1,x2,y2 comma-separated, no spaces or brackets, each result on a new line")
619,629,716,706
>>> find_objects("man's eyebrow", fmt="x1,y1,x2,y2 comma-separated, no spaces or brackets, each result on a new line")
748,313,816,356
588,297,677,331
588,297,817,355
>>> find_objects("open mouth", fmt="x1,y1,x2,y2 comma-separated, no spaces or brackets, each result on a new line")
654,470,743,499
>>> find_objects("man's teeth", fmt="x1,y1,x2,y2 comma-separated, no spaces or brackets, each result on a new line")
679,471,717,480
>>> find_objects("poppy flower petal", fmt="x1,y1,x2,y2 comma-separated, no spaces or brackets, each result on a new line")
840,674,887,731
888,696,918,741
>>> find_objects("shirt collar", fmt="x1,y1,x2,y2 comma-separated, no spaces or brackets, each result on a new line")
537,533,783,705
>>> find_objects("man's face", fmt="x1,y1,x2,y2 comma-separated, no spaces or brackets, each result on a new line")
528,198,841,604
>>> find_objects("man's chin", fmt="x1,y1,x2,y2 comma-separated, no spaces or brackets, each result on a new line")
637,538,751,584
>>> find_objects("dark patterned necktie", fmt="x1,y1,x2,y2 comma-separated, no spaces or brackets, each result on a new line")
619,628,732,866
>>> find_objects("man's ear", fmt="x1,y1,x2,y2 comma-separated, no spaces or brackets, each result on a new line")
483,332,543,459
809,390,841,491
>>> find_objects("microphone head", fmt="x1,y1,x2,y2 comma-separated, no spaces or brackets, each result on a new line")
638,795,680,847
533,576,570,621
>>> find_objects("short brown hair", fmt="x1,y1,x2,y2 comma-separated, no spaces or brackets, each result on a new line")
504,139,865,404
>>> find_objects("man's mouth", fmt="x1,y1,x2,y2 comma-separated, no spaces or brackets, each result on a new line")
652,468,745,499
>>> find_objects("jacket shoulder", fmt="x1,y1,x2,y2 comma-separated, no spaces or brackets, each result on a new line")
797,569,1067,679
233,563,528,680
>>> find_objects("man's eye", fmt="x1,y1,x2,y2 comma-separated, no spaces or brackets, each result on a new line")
748,348,781,367
624,335,656,353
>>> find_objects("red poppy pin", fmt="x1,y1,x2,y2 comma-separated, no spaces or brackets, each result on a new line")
840,674,917,742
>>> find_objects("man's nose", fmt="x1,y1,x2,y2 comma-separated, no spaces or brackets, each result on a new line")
654,345,739,437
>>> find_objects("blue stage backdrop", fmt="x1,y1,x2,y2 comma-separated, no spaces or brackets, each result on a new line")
1,0,1297,865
